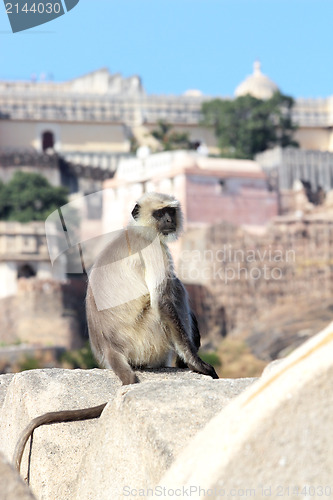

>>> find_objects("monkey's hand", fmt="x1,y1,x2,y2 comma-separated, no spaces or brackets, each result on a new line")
206,363,219,379
188,360,219,380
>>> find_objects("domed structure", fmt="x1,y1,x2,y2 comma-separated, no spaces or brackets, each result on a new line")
235,61,279,100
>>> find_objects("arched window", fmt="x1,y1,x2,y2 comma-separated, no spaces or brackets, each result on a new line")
42,130,54,152
17,264,36,279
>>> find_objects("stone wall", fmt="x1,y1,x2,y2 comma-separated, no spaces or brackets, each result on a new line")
0,278,86,350
257,146,333,192
0,220,67,299
180,216,333,341
0,322,332,500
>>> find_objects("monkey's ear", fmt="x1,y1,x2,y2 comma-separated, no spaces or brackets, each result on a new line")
131,203,140,220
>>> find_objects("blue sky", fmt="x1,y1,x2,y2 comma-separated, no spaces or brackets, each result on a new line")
0,0,332,98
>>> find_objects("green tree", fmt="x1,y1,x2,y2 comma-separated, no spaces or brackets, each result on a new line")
201,92,298,159
151,120,191,151
0,171,68,222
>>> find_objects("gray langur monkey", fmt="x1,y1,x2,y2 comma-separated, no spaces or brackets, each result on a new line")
13,192,218,475
86,191,218,384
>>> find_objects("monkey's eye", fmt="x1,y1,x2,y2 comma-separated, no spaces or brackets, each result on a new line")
153,209,164,220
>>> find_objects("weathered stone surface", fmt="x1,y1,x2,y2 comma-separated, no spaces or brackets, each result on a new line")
0,450,36,500
0,367,253,500
0,368,120,500
160,323,333,497
261,358,284,376
75,375,255,500
0,373,15,408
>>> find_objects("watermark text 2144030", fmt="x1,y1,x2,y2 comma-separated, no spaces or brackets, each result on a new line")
3,0,80,33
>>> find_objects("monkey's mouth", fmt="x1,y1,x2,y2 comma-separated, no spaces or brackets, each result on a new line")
161,227,175,235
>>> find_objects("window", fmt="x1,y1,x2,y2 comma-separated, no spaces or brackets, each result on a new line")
42,131,54,152
17,264,36,279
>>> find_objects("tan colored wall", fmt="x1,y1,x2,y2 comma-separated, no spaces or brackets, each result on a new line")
0,121,35,149
1,119,332,156
0,120,130,153
295,127,331,151
327,130,333,152
59,122,130,152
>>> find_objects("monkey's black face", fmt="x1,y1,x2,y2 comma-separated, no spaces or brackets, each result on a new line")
153,207,177,235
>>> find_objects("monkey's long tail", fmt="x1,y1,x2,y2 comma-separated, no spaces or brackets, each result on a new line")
13,403,107,474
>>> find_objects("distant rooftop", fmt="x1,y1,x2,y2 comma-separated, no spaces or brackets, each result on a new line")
0,66,330,128
116,150,266,182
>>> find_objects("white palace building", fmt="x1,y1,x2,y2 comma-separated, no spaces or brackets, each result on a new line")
0,61,333,161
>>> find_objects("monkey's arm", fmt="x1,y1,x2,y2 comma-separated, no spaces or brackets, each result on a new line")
160,279,218,380
161,301,218,379
13,403,106,474
176,310,201,369
140,235,166,310
190,310,201,351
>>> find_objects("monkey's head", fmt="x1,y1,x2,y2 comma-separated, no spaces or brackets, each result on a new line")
130,192,183,242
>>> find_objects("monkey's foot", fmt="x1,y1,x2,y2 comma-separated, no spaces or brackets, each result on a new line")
121,372,140,385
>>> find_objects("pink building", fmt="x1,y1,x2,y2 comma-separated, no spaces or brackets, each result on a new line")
103,151,278,233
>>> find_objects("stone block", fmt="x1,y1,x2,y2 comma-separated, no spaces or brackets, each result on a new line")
0,451,36,500
75,375,255,500
0,367,258,500
0,368,120,500
160,323,333,497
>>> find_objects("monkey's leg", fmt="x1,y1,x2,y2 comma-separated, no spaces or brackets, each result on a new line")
104,345,139,385
160,303,218,380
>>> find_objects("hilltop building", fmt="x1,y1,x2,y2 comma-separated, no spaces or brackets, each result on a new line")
1,62,333,164
103,150,278,232
0,62,332,301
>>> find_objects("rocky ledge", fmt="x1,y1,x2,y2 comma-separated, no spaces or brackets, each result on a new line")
0,322,332,500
